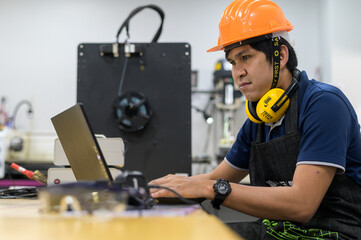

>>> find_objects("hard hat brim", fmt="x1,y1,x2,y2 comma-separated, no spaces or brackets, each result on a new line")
207,26,293,53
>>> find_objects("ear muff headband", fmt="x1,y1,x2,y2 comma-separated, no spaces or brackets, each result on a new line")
271,79,298,112
245,100,262,124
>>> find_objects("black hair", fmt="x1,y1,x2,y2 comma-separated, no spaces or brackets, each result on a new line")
249,37,298,71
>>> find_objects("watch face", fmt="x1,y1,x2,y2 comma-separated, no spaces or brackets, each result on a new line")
217,182,229,195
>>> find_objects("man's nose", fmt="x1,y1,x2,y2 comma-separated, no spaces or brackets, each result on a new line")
233,64,246,83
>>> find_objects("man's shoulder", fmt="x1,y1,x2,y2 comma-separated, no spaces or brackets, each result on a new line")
299,71,341,95
299,74,350,110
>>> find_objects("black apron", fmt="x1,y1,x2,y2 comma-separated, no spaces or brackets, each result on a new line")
228,92,361,240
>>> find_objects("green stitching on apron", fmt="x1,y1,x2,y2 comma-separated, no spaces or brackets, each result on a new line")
262,219,339,240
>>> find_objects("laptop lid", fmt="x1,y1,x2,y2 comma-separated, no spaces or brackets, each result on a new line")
51,103,113,183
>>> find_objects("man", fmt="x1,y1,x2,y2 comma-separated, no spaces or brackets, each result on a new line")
149,0,361,239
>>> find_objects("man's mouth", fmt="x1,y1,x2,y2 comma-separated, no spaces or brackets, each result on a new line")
239,82,251,90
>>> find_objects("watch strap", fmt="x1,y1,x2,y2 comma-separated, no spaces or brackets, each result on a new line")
211,179,231,209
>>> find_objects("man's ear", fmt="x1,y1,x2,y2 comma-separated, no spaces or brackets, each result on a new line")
280,44,289,70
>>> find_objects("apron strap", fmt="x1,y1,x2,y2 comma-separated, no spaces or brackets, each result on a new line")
285,90,298,135
256,123,264,142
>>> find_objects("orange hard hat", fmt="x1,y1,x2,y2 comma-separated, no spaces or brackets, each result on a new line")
207,0,294,52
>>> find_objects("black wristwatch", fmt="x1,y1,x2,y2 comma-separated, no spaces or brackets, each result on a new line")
211,179,232,209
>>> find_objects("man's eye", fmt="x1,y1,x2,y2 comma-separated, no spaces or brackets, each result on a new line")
242,55,250,61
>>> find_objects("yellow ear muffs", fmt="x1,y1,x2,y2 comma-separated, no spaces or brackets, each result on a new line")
245,70,300,124
245,88,290,124
256,88,290,123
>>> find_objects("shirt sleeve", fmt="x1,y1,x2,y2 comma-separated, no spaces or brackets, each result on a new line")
297,89,353,172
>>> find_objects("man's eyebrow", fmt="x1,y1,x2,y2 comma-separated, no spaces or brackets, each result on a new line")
226,49,251,62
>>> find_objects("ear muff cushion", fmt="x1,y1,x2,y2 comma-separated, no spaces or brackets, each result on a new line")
245,100,262,123
256,88,290,123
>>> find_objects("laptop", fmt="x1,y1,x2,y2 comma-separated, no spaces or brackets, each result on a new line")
51,103,113,183
51,104,203,206
51,103,157,209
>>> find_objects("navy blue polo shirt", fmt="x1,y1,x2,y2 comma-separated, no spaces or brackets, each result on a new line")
225,71,361,186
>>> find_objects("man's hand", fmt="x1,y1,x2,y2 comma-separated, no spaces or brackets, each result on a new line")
148,174,214,199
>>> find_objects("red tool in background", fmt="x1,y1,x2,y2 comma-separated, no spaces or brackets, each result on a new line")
11,163,47,184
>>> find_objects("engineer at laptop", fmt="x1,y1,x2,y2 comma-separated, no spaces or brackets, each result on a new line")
149,0,361,239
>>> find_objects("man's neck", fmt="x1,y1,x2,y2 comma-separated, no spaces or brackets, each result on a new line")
277,69,293,90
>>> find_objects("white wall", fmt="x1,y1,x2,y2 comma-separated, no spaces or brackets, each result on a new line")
325,0,361,116
2,0,357,159
0,0,226,131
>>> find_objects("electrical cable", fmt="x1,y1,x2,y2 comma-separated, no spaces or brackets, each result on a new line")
148,185,202,205
115,5,164,44
9,99,33,129
117,53,129,96
202,100,216,154
0,188,38,199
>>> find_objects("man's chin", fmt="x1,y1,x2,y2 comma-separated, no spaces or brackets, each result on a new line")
245,96,262,102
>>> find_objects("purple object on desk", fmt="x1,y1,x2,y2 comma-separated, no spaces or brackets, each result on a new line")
0,179,44,187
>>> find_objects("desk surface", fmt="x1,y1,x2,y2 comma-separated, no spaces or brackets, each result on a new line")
0,199,243,240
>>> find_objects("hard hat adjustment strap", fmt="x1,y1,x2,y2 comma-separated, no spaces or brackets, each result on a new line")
271,36,281,89
224,34,273,53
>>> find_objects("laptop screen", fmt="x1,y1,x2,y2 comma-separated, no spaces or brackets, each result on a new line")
51,103,113,183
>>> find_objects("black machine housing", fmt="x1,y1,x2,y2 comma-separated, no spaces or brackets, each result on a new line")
77,42,192,181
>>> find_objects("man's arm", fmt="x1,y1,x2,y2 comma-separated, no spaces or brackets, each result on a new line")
223,164,336,223
191,160,249,183
149,160,248,198
150,162,336,223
